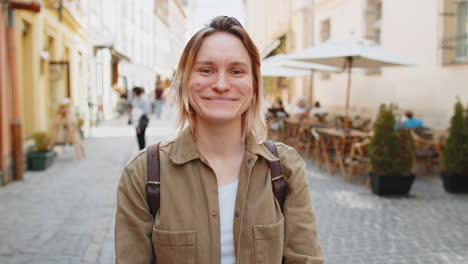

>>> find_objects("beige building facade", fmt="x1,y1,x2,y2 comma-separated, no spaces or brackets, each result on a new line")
245,0,468,129
312,0,468,129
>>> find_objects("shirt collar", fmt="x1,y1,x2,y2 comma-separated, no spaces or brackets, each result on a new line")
170,127,279,165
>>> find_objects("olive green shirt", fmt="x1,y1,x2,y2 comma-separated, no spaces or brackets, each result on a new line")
115,128,323,263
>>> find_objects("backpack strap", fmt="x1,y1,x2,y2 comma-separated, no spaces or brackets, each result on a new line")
146,143,161,218
263,140,289,214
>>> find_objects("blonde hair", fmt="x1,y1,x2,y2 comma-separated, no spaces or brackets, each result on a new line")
171,16,267,142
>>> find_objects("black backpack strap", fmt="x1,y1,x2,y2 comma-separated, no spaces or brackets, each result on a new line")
146,143,161,218
263,140,289,214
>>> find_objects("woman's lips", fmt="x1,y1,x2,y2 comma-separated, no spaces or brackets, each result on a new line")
203,97,238,101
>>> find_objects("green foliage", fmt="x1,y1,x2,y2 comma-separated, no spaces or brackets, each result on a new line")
441,99,468,174
395,128,415,174
32,132,52,152
368,104,415,175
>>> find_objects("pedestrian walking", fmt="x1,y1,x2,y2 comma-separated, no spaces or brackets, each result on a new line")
115,16,323,264
130,86,151,150
153,84,164,119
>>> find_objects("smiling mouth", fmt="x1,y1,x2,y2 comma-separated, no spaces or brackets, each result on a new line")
203,97,238,101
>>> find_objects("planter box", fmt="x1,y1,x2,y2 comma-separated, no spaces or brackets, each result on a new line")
441,172,468,193
27,151,55,171
369,172,415,196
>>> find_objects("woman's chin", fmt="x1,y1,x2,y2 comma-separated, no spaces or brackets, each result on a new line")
198,113,241,125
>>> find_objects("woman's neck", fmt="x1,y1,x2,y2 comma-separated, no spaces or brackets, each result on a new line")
193,117,245,157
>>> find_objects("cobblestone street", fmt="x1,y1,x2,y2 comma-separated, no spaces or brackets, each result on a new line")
0,116,467,264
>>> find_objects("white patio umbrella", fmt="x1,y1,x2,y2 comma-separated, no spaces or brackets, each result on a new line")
289,35,414,127
263,54,341,73
261,64,310,77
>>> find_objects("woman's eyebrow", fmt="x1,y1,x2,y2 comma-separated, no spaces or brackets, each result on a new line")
193,61,215,67
230,62,249,68
193,61,249,67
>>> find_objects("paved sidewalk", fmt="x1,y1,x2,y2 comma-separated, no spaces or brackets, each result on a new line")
0,116,175,264
308,164,468,264
0,115,467,264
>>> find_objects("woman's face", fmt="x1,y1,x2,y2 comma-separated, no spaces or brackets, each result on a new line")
188,32,254,125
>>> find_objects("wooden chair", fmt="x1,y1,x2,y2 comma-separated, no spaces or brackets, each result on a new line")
306,127,321,163
346,138,370,184
411,130,439,174
283,119,302,149
315,129,338,173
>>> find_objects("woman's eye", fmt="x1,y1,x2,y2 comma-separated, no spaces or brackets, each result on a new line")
231,69,244,75
200,68,213,74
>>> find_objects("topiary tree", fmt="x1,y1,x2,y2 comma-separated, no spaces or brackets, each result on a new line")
441,99,468,174
394,128,415,175
368,104,415,176
368,104,399,175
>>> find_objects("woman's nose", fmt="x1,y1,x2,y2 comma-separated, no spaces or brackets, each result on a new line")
212,73,231,93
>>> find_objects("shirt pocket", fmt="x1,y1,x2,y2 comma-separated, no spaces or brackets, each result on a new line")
152,228,196,264
253,217,284,264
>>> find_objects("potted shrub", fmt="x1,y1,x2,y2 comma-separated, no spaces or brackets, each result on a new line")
440,99,468,193
368,104,416,196
27,132,55,171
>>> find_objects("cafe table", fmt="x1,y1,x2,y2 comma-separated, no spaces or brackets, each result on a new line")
316,128,370,177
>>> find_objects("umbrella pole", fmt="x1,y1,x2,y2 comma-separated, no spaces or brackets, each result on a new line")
309,70,314,104
344,57,353,129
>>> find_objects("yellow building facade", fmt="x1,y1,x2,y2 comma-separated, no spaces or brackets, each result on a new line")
14,0,88,138
244,0,314,105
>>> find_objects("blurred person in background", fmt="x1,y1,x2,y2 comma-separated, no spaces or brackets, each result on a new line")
130,86,151,150
154,82,165,119
402,110,423,129
267,98,289,132
309,101,328,122
292,98,308,119
267,98,289,118
115,16,323,264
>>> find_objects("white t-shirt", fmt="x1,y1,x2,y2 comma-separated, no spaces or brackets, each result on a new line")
218,179,239,264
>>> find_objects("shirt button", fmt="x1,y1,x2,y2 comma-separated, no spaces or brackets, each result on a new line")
211,211,217,217
247,158,253,164
234,210,240,217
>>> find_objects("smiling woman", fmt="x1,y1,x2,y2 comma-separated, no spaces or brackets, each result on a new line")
173,17,264,141
115,16,323,264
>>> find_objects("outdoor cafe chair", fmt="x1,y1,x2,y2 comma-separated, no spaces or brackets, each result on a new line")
308,127,323,165
346,138,370,185
411,129,440,174
283,118,302,149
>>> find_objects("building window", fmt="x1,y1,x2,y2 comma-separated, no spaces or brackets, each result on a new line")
456,1,468,58
320,19,331,42
320,19,331,80
365,0,382,42
441,0,468,64
365,0,382,74
375,1,382,20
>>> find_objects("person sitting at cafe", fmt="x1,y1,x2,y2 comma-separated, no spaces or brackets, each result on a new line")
267,98,289,118
292,98,308,119
267,99,289,132
401,110,423,129
309,101,328,122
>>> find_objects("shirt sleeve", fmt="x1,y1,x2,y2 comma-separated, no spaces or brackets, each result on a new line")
279,145,324,264
115,165,154,264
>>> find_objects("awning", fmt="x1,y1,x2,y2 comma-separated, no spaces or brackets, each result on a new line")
93,45,131,62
